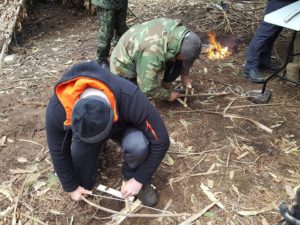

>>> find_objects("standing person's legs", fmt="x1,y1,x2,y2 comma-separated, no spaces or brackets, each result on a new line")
71,139,104,190
96,6,116,67
258,0,294,67
245,0,287,73
114,0,129,43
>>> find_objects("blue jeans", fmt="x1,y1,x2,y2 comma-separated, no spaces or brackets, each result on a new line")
245,0,297,72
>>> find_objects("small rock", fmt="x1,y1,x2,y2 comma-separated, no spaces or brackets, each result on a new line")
3,54,16,65
234,3,244,10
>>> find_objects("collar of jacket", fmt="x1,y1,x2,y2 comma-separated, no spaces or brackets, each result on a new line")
165,23,189,61
54,61,120,128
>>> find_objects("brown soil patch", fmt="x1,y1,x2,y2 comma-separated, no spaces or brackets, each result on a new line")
0,1,299,225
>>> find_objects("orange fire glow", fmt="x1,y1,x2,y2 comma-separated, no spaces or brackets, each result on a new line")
207,33,231,60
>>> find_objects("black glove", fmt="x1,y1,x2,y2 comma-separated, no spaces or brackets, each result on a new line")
278,188,300,225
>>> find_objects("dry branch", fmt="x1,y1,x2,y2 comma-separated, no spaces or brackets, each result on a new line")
223,99,236,114
157,199,173,223
12,177,25,225
176,98,188,108
190,170,219,177
171,103,282,114
200,183,225,211
237,205,274,216
222,113,273,133
178,92,230,97
108,200,142,225
19,213,48,225
183,110,273,133
178,202,216,225
0,0,24,72
81,196,188,218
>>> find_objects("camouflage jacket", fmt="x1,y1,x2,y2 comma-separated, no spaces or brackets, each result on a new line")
91,0,127,9
110,18,189,100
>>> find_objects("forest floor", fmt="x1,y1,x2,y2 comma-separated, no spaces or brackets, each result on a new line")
0,1,300,224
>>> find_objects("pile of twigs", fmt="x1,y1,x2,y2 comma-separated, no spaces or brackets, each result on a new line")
129,0,266,35
191,2,266,34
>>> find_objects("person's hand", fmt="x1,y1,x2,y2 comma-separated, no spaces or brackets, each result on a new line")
68,186,92,201
121,178,143,198
168,91,180,102
181,75,192,88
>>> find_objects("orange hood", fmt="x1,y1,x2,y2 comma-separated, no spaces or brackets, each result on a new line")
55,77,118,126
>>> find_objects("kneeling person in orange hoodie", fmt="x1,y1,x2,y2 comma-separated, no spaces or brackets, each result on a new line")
45,61,170,206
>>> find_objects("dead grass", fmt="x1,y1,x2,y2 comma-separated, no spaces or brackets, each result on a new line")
0,0,300,225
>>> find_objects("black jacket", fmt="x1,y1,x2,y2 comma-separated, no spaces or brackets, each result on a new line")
46,61,170,192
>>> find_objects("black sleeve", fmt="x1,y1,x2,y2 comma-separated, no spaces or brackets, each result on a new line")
45,96,79,192
128,89,170,184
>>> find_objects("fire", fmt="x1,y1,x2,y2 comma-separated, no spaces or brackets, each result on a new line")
207,33,231,60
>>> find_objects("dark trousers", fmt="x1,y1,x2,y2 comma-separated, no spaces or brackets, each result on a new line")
163,60,183,83
96,3,128,61
245,0,296,71
71,127,149,190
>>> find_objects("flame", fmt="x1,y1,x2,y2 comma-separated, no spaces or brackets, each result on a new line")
207,33,231,60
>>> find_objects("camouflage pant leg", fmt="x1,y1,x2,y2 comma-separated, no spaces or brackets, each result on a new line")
96,7,116,60
114,0,129,39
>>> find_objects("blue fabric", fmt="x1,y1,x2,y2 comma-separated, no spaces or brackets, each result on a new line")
245,0,297,71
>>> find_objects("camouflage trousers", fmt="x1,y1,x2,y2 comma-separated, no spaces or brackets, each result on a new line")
96,4,128,61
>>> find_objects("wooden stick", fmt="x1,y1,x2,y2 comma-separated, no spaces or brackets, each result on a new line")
178,92,230,97
178,202,216,225
183,87,189,106
18,101,47,107
222,10,233,34
175,109,273,133
205,111,273,133
222,113,273,134
128,7,143,23
19,213,48,225
12,176,25,225
170,103,282,114
176,98,191,109
200,184,225,210
0,0,24,72
189,170,219,177
189,154,207,172
176,98,186,106
81,196,188,218
223,99,236,114
108,199,142,225
157,199,173,223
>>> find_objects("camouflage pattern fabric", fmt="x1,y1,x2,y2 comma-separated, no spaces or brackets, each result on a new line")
110,18,189,100
91,0,126,9
94,0,128,61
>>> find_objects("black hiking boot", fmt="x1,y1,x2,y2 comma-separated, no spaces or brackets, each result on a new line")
259,62,281,73
278,188,300,225
136,184,158,207
244,69,266,84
